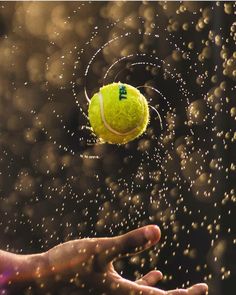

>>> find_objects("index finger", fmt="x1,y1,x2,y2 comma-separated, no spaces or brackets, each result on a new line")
94,225,161,269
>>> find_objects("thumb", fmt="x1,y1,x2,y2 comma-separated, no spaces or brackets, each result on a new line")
95,225,161,268
187,284,208,295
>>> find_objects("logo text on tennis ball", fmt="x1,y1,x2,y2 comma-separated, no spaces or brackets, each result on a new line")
119,84,127,100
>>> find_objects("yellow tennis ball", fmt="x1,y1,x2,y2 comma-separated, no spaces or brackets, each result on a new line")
88,82,149,144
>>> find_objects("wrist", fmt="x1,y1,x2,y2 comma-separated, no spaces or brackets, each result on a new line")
0,251,50,291
19,252,50,282
0,251,48,294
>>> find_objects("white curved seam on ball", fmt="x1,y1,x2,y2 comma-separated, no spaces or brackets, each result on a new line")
98,91,146,136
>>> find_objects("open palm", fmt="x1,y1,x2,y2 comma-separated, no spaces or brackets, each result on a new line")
45,225,208,295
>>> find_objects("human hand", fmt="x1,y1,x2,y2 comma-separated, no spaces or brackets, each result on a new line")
45,225,208,294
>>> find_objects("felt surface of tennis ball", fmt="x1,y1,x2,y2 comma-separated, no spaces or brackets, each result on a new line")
88,82,149,144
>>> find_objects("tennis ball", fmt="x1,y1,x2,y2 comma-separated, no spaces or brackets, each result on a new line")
88,82,149,144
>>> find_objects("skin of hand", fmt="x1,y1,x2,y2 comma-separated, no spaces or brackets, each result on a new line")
0,225,208,295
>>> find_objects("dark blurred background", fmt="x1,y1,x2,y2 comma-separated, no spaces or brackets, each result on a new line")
0,1,236,295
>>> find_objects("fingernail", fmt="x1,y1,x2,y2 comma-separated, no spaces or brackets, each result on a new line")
200,283,208,293
197,283,208,291
190,283,208,294
144,225,160,244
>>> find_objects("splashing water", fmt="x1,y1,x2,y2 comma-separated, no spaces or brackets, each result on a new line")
0,2,235,295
